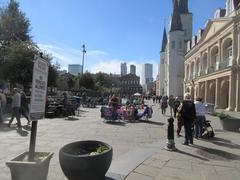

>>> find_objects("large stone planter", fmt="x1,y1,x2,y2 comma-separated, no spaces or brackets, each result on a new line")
59,140,112,180
219,117,240,131
6,152,53,180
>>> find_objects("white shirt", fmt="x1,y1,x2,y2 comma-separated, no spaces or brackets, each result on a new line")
194,101,206,116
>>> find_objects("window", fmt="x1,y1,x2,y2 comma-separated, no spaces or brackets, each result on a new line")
227,46,233,59
179,40,182,49
171,41,175,49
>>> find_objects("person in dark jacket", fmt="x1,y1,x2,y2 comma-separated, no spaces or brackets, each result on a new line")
20,91,30,125
178,93,196,145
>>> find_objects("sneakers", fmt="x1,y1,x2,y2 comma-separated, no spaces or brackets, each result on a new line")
182,142,189,145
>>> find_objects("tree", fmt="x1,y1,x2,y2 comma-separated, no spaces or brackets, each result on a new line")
0,0,31,45
79,73,95,90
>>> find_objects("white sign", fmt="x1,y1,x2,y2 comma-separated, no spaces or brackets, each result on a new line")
30,56,49,120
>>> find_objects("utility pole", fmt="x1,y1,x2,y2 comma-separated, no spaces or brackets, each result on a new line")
82,44,86,75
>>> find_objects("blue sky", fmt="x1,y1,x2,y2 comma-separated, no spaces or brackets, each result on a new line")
1,0,226,79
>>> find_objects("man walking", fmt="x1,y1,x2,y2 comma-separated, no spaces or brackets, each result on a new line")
8,88,22,130
178,93,196,145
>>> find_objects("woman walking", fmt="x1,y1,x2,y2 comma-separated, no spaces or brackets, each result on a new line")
194,96,206,139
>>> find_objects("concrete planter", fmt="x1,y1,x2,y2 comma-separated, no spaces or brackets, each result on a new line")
59,140,112,180
219,117,240,131
6,152,53,180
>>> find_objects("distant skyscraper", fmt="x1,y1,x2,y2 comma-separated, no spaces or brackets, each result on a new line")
121,62,127,76
142,63,153,85
130,65,136,75
68,64,82,76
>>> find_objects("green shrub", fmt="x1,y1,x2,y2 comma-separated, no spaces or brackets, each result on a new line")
216,112,231,119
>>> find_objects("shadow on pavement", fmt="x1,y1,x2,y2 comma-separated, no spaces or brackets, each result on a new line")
104,121,126,126
138,120,165,126
22,125,31,131
192,144,240,161
201,137,240,149
176,149,209,161
0,123,13,132
17,129,29,136
64,117,79,121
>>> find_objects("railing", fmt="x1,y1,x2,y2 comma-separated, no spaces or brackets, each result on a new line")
207,66,216,74
219,60,230,70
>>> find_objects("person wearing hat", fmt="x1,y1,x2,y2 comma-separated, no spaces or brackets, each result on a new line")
8,88,22,129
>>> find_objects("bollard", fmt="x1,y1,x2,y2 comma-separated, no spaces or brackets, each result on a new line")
164,117,177,151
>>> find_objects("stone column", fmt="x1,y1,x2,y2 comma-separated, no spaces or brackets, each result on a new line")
215,78,220,109
205,81,208,103
232,28,238,65
228,74,236,111
235,70,240,111
216,39,222,70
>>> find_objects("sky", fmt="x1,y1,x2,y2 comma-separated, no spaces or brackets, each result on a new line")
0,0,226,80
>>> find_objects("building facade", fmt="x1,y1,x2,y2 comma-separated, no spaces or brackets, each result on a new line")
119,74,142,96
159,0,192,98
68,64,82,76
184,0,240,111
142,63,153,85
121,62,127,76
130,64,136,75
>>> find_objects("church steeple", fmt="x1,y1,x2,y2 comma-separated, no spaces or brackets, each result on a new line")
178,0,189,14
233,0,240,10
170,0,183,32
161,27,168,52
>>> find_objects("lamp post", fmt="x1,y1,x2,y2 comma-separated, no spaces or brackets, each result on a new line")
82,44,86,75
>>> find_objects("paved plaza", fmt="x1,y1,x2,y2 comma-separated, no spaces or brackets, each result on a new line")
0,103,240,180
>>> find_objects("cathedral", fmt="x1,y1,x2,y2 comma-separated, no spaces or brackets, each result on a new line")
159,0,192,98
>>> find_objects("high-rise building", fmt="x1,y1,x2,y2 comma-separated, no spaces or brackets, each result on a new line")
121,62,127,76
159,0,193,98
142,63,153,85
68,64,82,76
130,65,136,75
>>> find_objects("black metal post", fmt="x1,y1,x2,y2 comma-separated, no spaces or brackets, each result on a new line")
164,117,177,151
29,120,38,161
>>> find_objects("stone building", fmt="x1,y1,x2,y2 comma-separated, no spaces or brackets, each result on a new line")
184,0,240,111
119,74,142,96
159,0,192,98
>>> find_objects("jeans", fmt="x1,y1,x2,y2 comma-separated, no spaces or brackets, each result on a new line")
195,116,205,138
184,122,193,144
9,107,21,128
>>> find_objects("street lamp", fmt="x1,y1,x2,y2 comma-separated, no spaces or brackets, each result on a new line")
82,44,86,75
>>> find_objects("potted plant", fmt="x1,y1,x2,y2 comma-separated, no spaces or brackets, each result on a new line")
6,152,53,180
216,112,240,131
59,140,113,180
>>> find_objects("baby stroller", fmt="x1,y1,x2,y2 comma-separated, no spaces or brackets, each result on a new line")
202,120,215,139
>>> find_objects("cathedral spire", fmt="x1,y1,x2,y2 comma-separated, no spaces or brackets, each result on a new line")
170,0,183,32
178,0,189,14
161,27,167,52
233,0,240,10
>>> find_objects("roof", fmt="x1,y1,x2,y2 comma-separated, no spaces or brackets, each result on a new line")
161,27,168,52
170,0,183,32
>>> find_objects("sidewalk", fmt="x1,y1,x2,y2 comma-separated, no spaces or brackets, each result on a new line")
124,105,240,180
0,103,239,180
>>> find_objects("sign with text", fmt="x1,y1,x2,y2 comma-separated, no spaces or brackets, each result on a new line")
30,56,49,120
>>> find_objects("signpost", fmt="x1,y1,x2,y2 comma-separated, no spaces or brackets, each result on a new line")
29,55,49,161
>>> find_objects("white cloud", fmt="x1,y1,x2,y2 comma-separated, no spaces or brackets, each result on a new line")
38,43,159,82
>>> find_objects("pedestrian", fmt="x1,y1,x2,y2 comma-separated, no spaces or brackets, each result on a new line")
161,96,168,115
168,95,175,117
0,94,2,124
20,91,31,125
194,96,206,139
8,88,22,130
176,111,183,137
173,97,181,118
178,93,196,145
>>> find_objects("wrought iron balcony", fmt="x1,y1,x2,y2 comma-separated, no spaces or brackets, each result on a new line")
207,65,216,74
219,60,230,70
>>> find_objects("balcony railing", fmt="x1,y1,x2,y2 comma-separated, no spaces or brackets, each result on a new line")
219,60,230,70
207,66,216,74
